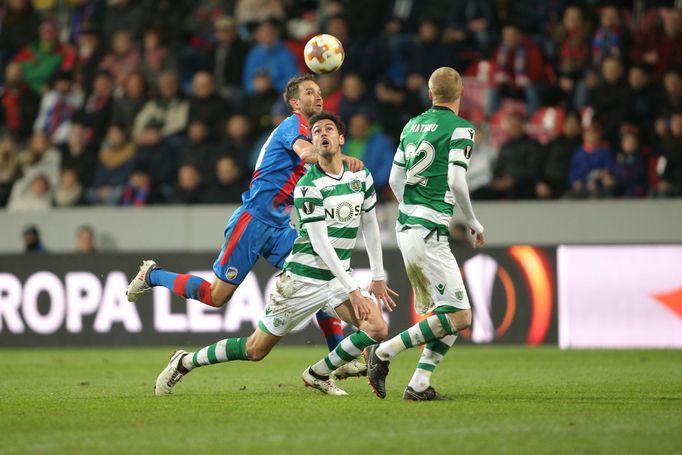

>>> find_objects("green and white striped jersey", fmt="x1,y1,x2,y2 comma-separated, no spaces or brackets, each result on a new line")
283,162,377,283
393,106,475,235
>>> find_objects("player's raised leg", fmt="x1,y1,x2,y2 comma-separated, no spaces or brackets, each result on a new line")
127,207,259,307
154,327,280,396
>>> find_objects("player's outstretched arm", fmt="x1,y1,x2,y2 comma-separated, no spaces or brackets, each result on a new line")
293,138,363,171
448,165,485,248
293,138,319,164
361,208,398,311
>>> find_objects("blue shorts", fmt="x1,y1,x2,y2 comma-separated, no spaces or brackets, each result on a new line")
213,206,297,285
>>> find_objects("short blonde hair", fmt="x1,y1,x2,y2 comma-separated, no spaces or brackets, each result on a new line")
428,67,462,104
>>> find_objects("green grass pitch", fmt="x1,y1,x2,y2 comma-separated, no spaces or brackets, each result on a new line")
1,346,681,454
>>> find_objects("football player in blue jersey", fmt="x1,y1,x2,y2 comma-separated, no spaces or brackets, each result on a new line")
127,74,364,353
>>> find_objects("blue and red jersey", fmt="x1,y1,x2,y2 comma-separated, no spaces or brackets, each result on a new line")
242,112,309,226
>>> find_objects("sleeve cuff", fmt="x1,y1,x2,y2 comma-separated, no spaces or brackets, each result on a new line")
300,216,325,224
449,161,469,170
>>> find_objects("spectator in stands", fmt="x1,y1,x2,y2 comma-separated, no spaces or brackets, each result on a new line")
487,111,544,199
209,16,250,101
246,71,279,135
655,70,682,119
77,70,114,148
98,30,141,91
12,19,75,93
223,114,254,166
22,225,45,252
133,71,189,143
548,5,590,110
33,71,83,145
72,22,105,95
112,71,148,134
613,129,648,198
0,63,40,140
339,73,374,125
0,132,21,207
444,0,495,57
185,0,236,47
374,77,427,142
633,8,682,80
20,131,61,189
7,172,52,211
536,112,582,199
169,163,206,204
654,113,682,197
102,0,144,43
591,4,631,69
141,0,191,45
568,123,616,198
242,18,298,95
180,120,219,182
59,122,97,187
188,71,230,140
53,166,84,207
75,224,96,253
316,74,342,115
120,165,165,206
491,23,545,114
87,124,136,205
405,18,456,100
589,56,630,147
234,0,285,28
0,0,40,60
140,27,178,88
203,155,247,204
135,118,178,191
345,112,394,193
627,65,658,145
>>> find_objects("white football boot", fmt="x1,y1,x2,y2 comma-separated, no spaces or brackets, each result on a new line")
126,260,158,302
330,357,367,381
155,350,191,396
302,367,348,396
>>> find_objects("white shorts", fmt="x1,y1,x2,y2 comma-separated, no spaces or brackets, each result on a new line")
259,272,357,337
396,227,470,315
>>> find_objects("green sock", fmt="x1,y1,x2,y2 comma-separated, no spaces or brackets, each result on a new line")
187,337,248,369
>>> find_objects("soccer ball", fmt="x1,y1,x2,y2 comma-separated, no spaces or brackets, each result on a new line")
303,34,344,74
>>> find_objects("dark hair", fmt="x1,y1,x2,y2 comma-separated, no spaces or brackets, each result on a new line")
309,111,346,136
282,74,316,112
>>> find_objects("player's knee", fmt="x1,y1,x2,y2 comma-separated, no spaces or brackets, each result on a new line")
210,285,235,308
447,310,472,331
365,317,388,341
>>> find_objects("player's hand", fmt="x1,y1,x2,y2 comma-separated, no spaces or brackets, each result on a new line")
471,232,486,248
368,280,398,312
342,155,364,172
349,289,371,321
467,220,485,248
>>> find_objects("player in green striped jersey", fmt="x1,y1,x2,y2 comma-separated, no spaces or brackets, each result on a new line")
365,67,485,401
153,112,397,396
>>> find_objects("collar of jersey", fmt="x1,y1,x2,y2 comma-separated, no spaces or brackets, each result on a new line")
431,105,454,114
316,161,348,180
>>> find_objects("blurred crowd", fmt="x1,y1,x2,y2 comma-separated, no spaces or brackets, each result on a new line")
1,0,681,213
